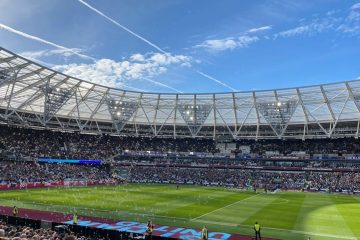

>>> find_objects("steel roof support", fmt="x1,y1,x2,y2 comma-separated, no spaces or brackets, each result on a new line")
345,82,360,113
320,85,336,122
296,88,309,139
131,93,140,137
1,62,31,74
213,94,217,139
252,92,260,140
297,88,329,136
153,94,161,136
0,56,17,64
232,93,238,133
83,89,109,130
1,68,44,91
328,95,349,136
9,74,63,116
217,109,235,138
235,105,254,136
43,81,80,124
194,95,197,137
157,108,175,135
66,84,95,117
74,89,82,128
139,93,155,135
5,70,19,117
273,90,281,138
173,94,178,138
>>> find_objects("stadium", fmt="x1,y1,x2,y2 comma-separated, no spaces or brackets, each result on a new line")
1,1,360,240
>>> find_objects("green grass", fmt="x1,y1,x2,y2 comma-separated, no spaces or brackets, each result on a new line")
0,184,359,240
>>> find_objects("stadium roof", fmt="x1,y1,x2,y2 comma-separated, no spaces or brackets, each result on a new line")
1,46,360,140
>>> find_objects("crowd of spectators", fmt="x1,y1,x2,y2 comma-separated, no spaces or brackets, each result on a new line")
116,157,360,169
1,159,359,192
0,124,360,192
0,221,89,240
0,161,110,184
241,138,360,155
3,125,360,162
0,125,216,161
126,166,360,192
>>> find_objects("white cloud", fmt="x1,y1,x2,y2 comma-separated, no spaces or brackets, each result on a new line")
195,35,259,52
275,3,360,39
53,59,123,87
196,38,237,51
150,52,191,65
351,2,360,10
276,20,335,38
19,48,191,92
52,52,191,92
247,25,272,33
237,35,259,47
277,25,311,37
130,53,145,62
348,10,360,21
335,3,360,35
348,4,360,21
20,48,85,60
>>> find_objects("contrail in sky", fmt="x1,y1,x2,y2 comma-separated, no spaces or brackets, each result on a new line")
143,77,183,93
0,23,96,61
197,71,239,92
77,0,238,92
0,23,182,92
78,0,167,55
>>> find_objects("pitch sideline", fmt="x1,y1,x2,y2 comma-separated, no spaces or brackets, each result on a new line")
192,219,358,240
1,199,355,240
2,195,358,240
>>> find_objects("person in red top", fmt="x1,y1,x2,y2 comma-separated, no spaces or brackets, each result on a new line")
145,220,154,240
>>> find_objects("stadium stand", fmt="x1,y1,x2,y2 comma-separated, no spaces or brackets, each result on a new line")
0,124,359,193
1,47,360,239
3,125,360,161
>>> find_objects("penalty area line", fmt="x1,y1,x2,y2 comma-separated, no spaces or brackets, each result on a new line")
191,193,261,221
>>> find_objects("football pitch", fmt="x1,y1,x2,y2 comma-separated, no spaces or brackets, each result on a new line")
0,184,359,240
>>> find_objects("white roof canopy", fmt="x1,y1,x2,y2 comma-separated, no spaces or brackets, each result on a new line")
1,47,360,139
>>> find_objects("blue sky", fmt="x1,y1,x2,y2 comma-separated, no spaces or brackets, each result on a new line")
1,0,360,93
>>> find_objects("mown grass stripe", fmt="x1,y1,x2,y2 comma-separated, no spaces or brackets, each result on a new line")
0,184,359,240
191,193,260,220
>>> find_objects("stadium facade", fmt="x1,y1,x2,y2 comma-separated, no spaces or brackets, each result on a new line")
1,46,360,140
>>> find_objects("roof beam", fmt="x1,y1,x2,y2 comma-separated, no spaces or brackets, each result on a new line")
3,70,51,101
66,84,95,117
320,85,336,122
0,56,17,64
1,62,31,74
9,75,69,114
252,92,260,140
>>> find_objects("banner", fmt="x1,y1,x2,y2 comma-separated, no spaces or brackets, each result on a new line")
0,180,116,190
